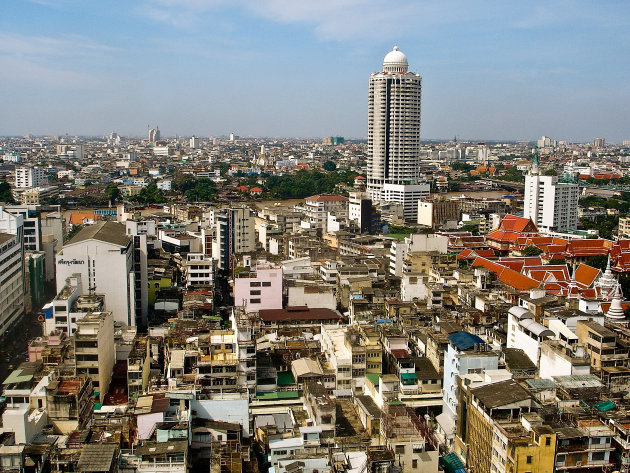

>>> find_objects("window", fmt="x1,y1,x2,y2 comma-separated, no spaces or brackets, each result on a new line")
250,281,261,287
395,445,405,454
250,290,261,295
250,298,261,304
262,281,271,287
592,451,605,461
526,456,532,464
412,459,418,469
545,437,551,446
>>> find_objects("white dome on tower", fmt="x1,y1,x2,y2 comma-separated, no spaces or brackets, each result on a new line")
383,45,408,73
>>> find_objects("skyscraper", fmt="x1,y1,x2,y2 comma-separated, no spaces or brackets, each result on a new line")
367,46,426,221
523,150,579,233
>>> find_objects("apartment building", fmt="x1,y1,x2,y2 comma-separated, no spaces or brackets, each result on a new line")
303,195,349,232
233,261,282,313
74,312,115,403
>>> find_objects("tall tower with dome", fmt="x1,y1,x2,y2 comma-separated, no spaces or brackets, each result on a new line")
366,46,425,220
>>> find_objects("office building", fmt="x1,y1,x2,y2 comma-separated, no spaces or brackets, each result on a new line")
14,167,47,189
523,153,579,233
348,191,380,234
213,206,256,272
190,135,199,149
56,222,137,326
367,46,423,212
0,207,25,333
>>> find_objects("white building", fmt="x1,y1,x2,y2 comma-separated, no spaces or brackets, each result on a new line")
389,233,448,277
190,136,199,149
14,167,47,189
381,182,430,221
0,208,25,333
442,332,499,419
0,233,24,333
184,253,214,288
524,160,579,233
303,195,349,231
367,46,423,204
506,306,555,366
56,222,136,326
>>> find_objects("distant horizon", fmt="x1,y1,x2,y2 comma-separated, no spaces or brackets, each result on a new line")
2,134,623,146
2,1,629,142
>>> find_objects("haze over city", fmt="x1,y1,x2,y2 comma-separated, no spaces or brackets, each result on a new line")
2,0,630,142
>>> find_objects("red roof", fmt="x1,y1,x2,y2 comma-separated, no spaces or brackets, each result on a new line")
250,187,263,192
472,257,540,291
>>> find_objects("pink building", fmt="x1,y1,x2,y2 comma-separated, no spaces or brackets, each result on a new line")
234,262,283,313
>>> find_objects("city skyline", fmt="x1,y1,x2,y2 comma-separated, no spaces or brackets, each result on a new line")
2,1,630,142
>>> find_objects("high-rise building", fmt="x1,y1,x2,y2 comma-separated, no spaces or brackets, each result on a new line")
593,137,605,148
213,206,255,272
14,166,47,189
56,222,139,326
190,135,199,149
523,151,579,233
0,207,25,333
367,46,424,221
148,126,160,143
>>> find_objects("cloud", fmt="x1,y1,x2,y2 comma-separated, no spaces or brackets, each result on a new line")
0,32,115,58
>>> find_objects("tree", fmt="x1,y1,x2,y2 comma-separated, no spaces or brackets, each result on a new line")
586,254,609,271
548,258,566,265
460,223,480,236
323,160,337,171
184,178,217,202
104,183,121,203
543,169,558,176
131,184,166,204
523,246,543,256
0,181,15,203
66,224,84,242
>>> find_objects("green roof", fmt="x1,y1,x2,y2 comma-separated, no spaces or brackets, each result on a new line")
401,373,417,380
440,452,465,473
594,400,616,412
277,372,295,386
365,373,380,386
256,391,300,400
388,234,409,240
3,369,34,385
387,400,403,406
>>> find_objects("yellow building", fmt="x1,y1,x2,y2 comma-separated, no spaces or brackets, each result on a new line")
148,275,173,306
494,422,556,473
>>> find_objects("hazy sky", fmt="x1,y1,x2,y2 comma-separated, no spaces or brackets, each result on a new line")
1,1,630,142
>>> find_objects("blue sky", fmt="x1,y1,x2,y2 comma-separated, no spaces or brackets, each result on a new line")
1,0,629,142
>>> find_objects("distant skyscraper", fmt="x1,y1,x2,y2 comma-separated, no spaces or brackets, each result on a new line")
148,126,160,143
190,135,199,149
593,137,605,148
367,46,424,220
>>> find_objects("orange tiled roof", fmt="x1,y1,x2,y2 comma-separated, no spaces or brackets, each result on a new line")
573,264,601,287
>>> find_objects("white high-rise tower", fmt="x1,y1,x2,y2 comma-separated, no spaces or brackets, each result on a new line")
367,46,427,221
523,148,579,233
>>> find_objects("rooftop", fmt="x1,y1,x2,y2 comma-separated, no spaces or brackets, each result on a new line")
65,221,131,247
